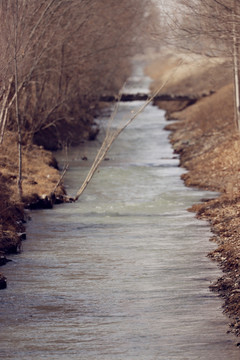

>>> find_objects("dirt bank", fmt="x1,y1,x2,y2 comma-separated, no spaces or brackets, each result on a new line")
0,114,98,288
146,51,240,337
0,130,66,287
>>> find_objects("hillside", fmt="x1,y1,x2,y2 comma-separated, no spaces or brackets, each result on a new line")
146,51,240,336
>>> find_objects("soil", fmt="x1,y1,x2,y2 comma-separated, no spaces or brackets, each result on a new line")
0,120,97,287
146,51,240,336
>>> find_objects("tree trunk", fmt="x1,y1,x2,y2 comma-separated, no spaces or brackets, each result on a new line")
14,0,23,201
14,57,23,201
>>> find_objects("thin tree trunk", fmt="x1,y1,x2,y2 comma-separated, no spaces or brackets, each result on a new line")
14,0,23,201
14,57,23,201
0,77,13,144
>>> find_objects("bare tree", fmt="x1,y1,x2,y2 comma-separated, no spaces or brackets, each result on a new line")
0,0,157,148
0,0,159,202
163,0,240,130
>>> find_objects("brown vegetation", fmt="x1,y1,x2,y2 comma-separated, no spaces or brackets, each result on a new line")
0,130,65,288
0,0,159,286
147,51,240,336
159,0,240,130
0,0,156,150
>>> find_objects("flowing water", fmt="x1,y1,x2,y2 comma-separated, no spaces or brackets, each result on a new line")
1,62,240,359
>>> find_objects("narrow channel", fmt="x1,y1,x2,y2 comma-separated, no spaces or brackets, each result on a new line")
0,62,239,359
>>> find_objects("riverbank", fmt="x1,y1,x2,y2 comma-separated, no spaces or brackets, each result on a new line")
146,51,240,336
0,130,67,287
0,113,99,288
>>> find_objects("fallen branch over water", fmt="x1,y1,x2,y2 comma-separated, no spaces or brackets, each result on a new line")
73,60,184,201
100,92,212,103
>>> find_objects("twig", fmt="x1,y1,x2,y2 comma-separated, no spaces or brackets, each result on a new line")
74,60,184,201
52,163,69,194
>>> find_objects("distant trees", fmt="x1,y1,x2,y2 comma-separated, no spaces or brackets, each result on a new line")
0,0,157,200
0,0,156,141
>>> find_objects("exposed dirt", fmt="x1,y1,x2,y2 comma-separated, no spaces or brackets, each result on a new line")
0,131,64,285
0,124,95,287
147,51,240,337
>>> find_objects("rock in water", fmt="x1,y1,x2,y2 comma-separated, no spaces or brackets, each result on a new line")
0,274,7,289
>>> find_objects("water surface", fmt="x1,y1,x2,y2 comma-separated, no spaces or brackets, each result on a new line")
0,63,239,359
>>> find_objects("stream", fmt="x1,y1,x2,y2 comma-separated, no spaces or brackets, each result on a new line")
0,61,240,359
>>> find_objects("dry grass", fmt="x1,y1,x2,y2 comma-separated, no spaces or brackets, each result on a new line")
147,50,240,336
0,131,64,258
171,83,234,131
146,51,232,96
0,132,61,202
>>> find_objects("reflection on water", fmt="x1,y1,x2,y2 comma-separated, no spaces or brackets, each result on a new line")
0,63,239,359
